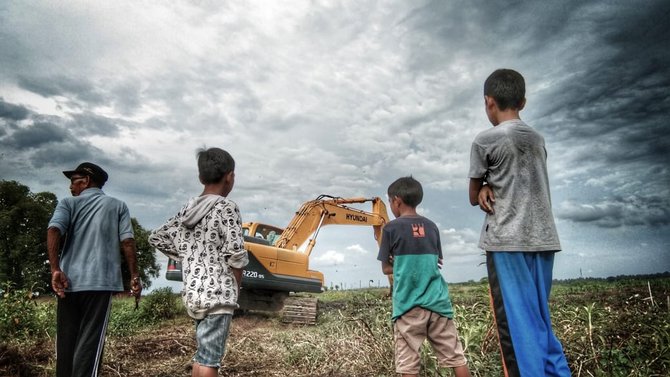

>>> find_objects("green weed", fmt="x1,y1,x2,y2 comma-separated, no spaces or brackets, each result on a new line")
0,283,55,341
107,287,182,336
2,277,669,376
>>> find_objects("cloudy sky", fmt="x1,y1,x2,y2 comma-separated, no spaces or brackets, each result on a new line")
1,1,668,291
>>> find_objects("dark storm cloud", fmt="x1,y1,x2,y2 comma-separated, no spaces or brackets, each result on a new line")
18,75,108,109
2,121,68,149
70,112,121,137
404,1,670,174
30,139,101,169
0,102,122,149
0,98,31,121
535,1,670,156
557,194,670,228
0,0,666,282
399,1,581,71
0,111,107,171
513,1,670,231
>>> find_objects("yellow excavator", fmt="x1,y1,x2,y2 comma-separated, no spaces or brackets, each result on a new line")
165,195,390,315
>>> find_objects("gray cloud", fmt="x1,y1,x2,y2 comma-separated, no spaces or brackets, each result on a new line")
535,2,670,142
0,97,31,120
557,195,670,228
504,1,670,231
0,1,668,283
70,112,122,137
31,141,99,169
2,121,68,149
0,107,115,172
18,75,108,110
108,80,143,116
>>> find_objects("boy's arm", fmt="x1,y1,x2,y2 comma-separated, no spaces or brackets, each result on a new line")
469,178,495,214
148,216,181,260
222,204,248,291
377,228,394,275
381,259,393,275
469,178,484,206
221,202,249,270
436,225,443,269
231,267,243,290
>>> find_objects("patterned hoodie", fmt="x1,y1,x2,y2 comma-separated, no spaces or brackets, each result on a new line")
149,195,248,319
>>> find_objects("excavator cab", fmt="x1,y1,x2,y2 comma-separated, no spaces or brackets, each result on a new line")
243,222,283,245
165,222,283,281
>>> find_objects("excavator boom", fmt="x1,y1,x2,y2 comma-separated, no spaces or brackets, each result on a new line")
276,195,388,254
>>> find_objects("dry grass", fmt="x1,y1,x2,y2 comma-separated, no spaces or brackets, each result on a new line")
2,277,669,376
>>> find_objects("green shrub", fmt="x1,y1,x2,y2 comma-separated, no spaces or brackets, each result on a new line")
107,297,146,336
107,287,182,336
0,283,54,341
139,287,181,322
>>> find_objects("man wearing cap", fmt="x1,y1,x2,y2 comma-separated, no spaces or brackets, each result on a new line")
46,162,142,377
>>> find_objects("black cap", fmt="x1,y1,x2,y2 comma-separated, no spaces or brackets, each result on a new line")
63,162,109,184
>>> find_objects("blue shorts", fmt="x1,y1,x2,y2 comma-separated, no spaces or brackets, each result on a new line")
192,314,233,368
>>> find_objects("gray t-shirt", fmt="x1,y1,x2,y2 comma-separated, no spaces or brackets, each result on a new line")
469,119,561,252
48,188,134,291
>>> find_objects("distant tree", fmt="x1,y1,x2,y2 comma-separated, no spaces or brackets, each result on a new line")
121,218,160,290
0,180,160,293
0,180,57,292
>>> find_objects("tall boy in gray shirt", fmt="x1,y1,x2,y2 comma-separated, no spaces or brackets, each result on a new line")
468,69,570,377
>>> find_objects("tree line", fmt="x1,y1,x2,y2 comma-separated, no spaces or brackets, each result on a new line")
0,180,159,293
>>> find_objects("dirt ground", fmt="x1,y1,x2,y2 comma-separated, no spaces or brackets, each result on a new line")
1,312,292,377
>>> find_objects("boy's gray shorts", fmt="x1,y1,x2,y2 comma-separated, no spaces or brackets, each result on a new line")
193,313,233,368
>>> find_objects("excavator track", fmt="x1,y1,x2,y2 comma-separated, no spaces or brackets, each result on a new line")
281,297,318,325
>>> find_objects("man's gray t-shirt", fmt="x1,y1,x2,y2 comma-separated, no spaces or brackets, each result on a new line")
48,188,134,291
469,119,561,252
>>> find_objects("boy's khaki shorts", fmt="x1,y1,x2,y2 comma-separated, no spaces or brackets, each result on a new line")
393,306,467,374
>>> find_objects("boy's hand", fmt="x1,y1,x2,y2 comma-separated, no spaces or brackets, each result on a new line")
478,185,495,214
381,260,394,275
232,268,243,291
438,258,443,269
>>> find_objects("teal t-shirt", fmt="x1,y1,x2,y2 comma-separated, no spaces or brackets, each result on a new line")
377,216,454,320
48,188,134,292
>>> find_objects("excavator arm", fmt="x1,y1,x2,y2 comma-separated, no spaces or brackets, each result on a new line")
275,195,389,254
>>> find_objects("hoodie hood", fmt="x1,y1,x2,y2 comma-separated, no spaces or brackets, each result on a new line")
181,195,226,228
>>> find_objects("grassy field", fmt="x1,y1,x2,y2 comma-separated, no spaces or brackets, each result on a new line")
1,277,669,376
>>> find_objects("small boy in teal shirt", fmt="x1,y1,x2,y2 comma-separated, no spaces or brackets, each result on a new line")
378,176,471,377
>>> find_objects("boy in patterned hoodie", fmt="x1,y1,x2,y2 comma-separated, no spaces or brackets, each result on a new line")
150,147,248,377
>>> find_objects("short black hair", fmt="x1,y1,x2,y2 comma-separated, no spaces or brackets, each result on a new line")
388,176,423,207
197,147,235,184
484,69,525,110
